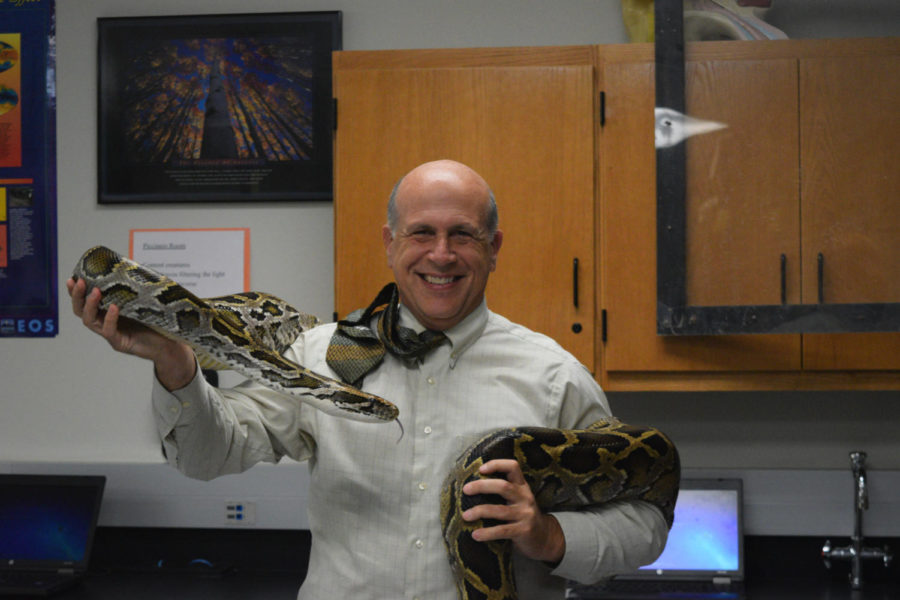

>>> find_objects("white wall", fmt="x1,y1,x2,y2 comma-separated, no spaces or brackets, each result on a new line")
1,0,898,536
2,0,629,464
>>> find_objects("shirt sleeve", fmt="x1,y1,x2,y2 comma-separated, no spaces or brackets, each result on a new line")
551,500,668,582
151,348,316,481
547,358,670,582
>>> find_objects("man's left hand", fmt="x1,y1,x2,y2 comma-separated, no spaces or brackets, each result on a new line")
461,459,565,564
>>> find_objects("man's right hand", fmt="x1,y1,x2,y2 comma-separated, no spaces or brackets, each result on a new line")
67,277,197,391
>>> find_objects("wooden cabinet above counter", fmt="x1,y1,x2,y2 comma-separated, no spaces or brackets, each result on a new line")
599,38,900,390
332,39,900,391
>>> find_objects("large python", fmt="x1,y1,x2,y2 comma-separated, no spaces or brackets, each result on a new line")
441,418,680,600
73,246,679,600
72,245,397,422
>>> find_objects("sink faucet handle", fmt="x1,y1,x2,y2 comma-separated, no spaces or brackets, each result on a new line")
821,540,832,569
850,451,869,510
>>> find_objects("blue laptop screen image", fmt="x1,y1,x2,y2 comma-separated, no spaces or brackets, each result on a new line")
0,475,105,567
637,481,742,575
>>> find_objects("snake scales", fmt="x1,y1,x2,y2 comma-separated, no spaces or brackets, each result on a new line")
73,246,679,600
72,246,397,422
441,419,680,600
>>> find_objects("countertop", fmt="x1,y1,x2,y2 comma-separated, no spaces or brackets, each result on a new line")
48,571,900,600
38,571,897,600
49,571,302,600
49,528,898,599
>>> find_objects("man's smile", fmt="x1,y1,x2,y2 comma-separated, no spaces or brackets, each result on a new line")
420,273,462,285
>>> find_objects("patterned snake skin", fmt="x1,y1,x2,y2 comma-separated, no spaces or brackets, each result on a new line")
72,246,398,422
441,418,680,600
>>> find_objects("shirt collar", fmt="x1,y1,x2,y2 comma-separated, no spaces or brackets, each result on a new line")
398,300,489,368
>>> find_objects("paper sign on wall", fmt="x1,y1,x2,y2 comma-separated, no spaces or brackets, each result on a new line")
129,228,249,298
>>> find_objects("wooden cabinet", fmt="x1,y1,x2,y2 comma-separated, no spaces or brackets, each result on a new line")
598,39,900,390
598,44,803,388
332,40,900,391
800,50,900,370
800,52,900,306
332,47,597,369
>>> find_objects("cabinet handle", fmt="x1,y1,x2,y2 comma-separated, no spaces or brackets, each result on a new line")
817,253,825,304
572,258,579,308
780,254,787,305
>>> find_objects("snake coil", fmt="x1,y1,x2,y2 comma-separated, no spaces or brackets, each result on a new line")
441,418,680,600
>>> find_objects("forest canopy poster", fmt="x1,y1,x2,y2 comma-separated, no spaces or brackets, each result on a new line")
98,12,340,203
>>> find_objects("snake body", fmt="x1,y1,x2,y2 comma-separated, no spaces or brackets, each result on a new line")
441,418,680,600
72,245,398,422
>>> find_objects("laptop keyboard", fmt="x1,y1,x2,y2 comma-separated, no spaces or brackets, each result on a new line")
569,578,742,599
0,570,70,586
608,580,728,592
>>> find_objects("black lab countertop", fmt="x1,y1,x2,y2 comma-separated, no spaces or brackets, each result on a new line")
54,528,898,600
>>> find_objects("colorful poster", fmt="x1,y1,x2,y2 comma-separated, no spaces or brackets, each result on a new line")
0,33,22,167
0,0,57,338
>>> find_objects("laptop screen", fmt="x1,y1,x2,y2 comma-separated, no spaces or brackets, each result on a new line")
635,478,743,578
0,474,105,570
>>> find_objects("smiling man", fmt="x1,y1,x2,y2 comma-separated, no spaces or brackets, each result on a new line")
69,159,667,599
383,160,503,332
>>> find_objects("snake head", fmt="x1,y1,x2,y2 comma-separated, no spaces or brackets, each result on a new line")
331,388,399,422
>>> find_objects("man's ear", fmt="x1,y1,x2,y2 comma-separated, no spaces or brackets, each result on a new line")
489,229,503,271
382,225,394,267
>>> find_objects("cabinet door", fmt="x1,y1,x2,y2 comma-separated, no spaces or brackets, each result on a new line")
599,52,801,386
684,58,800,307
800,51,900,369
334,61,595,368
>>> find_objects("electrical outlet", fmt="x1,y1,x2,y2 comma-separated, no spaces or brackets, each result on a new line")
224,500,256,526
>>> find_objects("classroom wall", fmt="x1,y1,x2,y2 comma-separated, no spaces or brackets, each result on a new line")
1,0,898,536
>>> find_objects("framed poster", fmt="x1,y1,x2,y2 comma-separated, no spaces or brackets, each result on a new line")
98,11,341,204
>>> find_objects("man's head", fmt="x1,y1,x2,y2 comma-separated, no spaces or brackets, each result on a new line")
382,159,503,332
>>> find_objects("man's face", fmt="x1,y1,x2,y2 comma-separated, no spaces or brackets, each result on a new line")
382,164,503,332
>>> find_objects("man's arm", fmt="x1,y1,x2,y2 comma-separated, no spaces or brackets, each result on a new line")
460,458,668,579
460,357,669,580
151,368,316,480
551,500,668,581
69,277,314,479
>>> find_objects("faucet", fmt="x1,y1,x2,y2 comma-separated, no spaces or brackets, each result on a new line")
822,451,893,589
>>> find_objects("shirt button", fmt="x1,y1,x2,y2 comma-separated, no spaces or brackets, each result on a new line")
169,406,178,413
426,376,435,385
414,539,424,549
181,401,191,409
423,426,432,435
418,482,427,491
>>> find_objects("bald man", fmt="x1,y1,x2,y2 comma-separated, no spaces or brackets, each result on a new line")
68,160,667,599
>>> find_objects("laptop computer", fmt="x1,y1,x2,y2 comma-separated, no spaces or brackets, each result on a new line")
567,478,745,600
0,474,106,597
